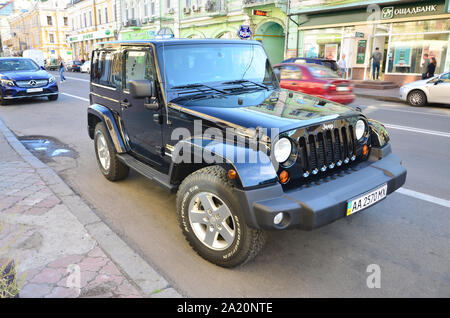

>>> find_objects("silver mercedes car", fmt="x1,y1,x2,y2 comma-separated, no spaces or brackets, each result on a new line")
400,71,450,106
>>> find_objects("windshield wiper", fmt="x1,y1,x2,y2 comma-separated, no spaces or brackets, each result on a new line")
222,80,269,90
171,83,226,94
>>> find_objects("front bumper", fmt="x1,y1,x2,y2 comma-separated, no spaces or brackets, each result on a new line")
235,144,406,231
399,87,409,101
2,82,58,100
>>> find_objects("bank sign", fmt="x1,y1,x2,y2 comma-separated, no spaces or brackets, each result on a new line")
382,3,439,19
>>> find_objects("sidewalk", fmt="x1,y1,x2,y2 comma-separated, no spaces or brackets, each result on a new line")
353,87,402,103
0,118,181,298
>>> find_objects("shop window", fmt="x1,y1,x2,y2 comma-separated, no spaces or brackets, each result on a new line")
387,33,449,75
302,28,342,59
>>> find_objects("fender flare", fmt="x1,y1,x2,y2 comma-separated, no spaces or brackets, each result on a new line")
169,137,278,189
87,104,129,153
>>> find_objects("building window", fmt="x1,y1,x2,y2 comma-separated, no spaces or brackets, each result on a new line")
89,11,92,26
105,7,108,23
64,17,68,26
98,9,102,25
83,13,87,28
47,16,52,26
71,18,74,31
144,3,148,17
151,1,155,16
49,33,55,43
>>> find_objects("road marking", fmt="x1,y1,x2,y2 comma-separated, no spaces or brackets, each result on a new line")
397,188,450,209
366,105,450,118
384,123,450,138
55,75,90,82
61,92,89,102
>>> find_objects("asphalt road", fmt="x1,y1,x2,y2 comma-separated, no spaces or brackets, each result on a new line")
1,71,449,297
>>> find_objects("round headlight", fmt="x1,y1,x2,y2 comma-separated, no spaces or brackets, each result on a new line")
273,138,292,163
355,120,366,140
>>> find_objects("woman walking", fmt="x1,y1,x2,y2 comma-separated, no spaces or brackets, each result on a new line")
58,57,66,83
427,57,437,79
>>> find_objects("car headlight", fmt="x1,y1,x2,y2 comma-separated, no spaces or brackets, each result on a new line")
0,79,14,86
48,76,56,83
355,119,366,140
273,137,292,163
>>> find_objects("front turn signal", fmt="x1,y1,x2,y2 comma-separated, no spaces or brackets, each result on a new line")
279,170,289,184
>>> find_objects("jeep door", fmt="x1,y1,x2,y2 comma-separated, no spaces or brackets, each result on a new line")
120,47,164,167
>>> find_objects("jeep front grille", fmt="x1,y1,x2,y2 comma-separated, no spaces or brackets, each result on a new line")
297,125,356,176
15,79,48,88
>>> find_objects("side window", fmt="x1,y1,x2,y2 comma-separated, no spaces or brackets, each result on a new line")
280,66,303,80
110,52,122,89
124,50,154,90
440,73,450,82
92,50,114,87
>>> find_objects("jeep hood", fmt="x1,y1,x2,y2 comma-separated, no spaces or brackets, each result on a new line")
0,69,51,81
173,89,359,136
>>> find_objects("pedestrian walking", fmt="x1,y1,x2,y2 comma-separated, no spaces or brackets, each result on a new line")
370,47,383,80
427,57,437,79
421,54,430,80
58,57,66,83
338,54,347,78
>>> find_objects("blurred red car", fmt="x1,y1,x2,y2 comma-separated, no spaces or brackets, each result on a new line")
273,63,355,104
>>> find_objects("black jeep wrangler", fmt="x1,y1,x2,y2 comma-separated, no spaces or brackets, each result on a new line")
87,39,406,267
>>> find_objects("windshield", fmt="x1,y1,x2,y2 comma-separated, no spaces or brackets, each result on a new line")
0,59,40,72
160,44,276,89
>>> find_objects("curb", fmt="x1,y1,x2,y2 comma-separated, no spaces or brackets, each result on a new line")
355,93,403,103
0,118,182,298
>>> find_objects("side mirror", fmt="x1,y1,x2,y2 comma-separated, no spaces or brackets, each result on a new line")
40,66,45,70
129,80,154,98
129,80,159,110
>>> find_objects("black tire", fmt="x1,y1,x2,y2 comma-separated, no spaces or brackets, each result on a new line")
407,90,427,107
94,122,129,181
176,166,265,268
48,94,58,101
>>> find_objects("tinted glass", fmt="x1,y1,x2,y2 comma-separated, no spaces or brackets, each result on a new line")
92,51,114,87
308,65,340,78
0,58,40,72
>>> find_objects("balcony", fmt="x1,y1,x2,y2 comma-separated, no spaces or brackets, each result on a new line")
181,0,227,19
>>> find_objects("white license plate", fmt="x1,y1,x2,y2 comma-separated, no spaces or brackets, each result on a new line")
26,88,43,93
346,184,387,216
336,86,349,91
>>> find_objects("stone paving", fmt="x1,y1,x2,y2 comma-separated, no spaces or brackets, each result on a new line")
0,130,142,298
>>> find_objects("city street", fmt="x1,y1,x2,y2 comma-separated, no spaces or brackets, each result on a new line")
0,71,449,297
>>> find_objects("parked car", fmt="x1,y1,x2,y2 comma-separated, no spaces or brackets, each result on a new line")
46,58,59,71
66,60,82,72
80,60,91,73
273,63,355,104
0,57,58,105
282,57,342,76
400,71,450,106
87,39,406,267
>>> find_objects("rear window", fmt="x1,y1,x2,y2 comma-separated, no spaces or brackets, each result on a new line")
322,61,338,71
308,65,340,78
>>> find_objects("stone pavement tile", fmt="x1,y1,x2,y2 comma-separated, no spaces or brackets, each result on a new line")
45,287,80,298
47,254,84,269
151,287,183,298
26,207,50,216
99,261,122,276
87,246,107,258
30,267,66,284
19,283,52,298
115,280,141,297
78,256,109,272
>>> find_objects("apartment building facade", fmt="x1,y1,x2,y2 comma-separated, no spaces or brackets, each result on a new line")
67,0,118,61
8,0,71,59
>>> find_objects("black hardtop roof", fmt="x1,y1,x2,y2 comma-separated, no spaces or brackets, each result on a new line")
97,38,262,48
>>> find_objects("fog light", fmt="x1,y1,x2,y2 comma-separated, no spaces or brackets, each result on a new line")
274,212,284,225
363,145,369,156
279,170,289,184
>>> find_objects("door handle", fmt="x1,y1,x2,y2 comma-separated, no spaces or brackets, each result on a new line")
120,99,131,108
